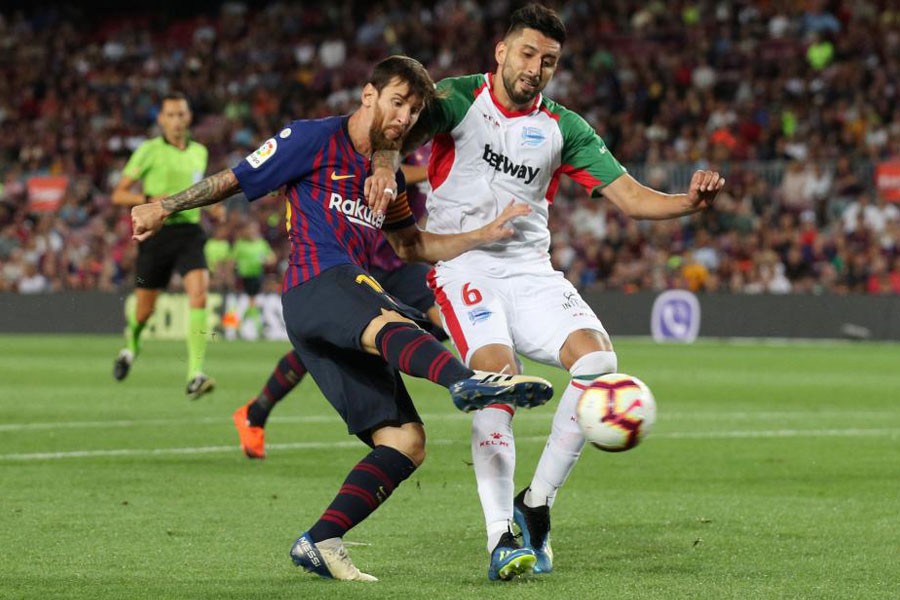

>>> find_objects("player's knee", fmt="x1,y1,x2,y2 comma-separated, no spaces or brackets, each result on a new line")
188,290,207,308
392,435,426,466
373,424,426,466
469,344,519,373
362,312,418,354
407,441,426,466
569,350,618,378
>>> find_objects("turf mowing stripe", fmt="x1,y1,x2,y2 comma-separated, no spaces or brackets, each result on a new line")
1,428,898,461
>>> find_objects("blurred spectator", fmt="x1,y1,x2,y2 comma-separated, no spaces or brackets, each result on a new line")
842,192,900,234
0,0,898,299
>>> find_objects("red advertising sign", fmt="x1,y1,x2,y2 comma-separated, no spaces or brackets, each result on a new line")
26,176,69,212
875,161,900,203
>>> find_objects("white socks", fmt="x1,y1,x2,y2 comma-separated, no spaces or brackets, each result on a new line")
471,350,617,551
526,351,617,509
471,405,516,551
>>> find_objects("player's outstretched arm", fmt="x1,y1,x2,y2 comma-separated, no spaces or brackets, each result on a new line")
132,169,240,241
383,200,531,263
602,170,725,220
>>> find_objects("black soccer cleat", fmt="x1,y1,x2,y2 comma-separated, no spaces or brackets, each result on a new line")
113,349,133,381
513,488,553,573
186,373,216,400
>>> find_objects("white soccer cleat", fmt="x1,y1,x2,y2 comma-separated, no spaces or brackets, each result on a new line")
290,533,378,582
449,370,554,412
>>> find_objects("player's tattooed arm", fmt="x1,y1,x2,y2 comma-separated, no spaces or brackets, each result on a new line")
366,150,401,218
131,169,240,241
160,169,240,212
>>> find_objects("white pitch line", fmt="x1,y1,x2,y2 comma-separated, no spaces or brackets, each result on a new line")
1,428,898,461
0,415,339,432
2,410,897,432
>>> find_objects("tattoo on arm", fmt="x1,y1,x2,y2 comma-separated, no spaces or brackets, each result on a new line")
160,169,239,213
371,149,400,172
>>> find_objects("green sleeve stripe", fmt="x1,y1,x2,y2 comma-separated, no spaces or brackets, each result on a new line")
425,74,485,134
552,102,626,194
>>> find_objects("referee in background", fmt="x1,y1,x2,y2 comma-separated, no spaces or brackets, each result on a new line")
111,92,215,399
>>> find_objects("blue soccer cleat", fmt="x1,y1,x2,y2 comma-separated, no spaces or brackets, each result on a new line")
488,531,536,581
514,488,553,573
290,532,377,582
449,371,553,413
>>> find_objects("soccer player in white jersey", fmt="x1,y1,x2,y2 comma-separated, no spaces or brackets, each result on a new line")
372,3,725,582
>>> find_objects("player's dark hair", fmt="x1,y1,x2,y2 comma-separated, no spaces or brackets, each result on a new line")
506,3,566,44
161,91,189,105
368,55,437,107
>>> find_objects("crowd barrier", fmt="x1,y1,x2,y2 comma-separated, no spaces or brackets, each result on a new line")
1,291,898,341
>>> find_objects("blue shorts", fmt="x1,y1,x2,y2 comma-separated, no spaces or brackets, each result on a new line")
371,262,446,341
281,264,423,442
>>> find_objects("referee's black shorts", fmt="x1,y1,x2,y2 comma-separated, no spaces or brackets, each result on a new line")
281,263,424,444
135,223,207,289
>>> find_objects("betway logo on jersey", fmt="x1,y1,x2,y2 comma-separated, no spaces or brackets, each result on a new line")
482,144,540,184
328,192,384,229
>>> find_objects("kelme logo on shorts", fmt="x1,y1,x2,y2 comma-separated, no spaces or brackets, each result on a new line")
651,290,700,343
482,144,540,184
327,192,385,229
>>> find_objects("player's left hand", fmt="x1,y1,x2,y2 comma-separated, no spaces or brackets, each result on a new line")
365,166,398,219
688,170,725,209
478,200,532,243
131,201,169,241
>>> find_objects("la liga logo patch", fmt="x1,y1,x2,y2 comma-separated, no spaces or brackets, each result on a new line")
247,138,277,168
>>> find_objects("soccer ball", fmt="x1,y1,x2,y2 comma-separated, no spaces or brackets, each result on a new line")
575,373,657,452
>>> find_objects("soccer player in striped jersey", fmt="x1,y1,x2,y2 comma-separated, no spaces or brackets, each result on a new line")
372,4,725,581
232,146,444,460
131,55,554,583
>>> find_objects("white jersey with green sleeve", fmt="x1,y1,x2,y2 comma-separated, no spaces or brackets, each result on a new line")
422,73,626,276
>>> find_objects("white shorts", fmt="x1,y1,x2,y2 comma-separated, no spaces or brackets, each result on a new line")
427,264,608,368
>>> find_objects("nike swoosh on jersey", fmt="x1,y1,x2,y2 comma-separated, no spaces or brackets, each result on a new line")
330,171,356,181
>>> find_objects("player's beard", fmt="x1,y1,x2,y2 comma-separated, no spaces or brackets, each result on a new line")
369,104,403,152
501,63,541,107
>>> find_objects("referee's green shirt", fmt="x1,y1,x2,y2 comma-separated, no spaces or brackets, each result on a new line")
123,136,208,225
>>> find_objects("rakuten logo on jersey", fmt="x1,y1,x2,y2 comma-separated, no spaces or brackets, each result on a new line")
328,192,385,229
482,144,540,184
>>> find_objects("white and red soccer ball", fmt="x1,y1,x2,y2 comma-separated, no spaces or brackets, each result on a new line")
575,373,657,452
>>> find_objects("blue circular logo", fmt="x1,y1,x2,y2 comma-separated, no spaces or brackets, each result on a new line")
651,290,700,343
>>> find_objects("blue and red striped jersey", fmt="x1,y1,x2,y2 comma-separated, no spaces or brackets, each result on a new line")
233,116,414,291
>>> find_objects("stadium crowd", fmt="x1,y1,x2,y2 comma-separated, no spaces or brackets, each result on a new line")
1,0,899,295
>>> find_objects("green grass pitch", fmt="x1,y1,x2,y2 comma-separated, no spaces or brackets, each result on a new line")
1,335,898,599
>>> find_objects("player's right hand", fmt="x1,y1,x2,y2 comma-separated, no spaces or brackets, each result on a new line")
131,202,169,241
365,165,398,219
478,200,532,243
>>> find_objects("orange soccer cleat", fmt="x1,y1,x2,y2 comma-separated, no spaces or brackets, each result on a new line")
232,401,266,459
